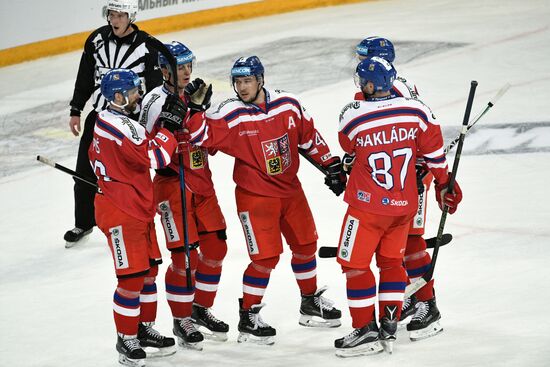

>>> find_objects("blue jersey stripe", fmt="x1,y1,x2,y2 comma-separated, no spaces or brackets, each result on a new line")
154,148,165,168
142,283,157,293
407,264,431,277
342,107,429,135
96,118,126,140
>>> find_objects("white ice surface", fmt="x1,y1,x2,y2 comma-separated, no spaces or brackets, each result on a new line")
1,0,550,366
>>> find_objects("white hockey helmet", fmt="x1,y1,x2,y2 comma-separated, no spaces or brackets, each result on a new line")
104,0,138,22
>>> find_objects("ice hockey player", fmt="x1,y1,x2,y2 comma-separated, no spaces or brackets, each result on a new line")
180,56,347,345
64,0,162,248
334,57,462,357
89,68,188,366
352,36,445,341
139,41,229,347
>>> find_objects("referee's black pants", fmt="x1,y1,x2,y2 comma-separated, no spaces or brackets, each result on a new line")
72,110,98,230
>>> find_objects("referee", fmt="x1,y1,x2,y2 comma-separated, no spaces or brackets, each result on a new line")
65,0,162,247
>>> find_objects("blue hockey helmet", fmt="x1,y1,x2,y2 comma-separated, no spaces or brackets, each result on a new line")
356,37,395,63
231,56,264,83
158,41,195,69
100,68,141,106
354,57,396,92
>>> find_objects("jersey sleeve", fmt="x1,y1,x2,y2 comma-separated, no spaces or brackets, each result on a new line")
415,102,449,184
337,101,362,155
139,90,164,135
294,99,334,166
69,31,99,112
95,115,177,170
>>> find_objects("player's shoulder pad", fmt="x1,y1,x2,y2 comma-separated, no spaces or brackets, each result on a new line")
339,101,363,123
100,110,146,143
208,97,243,118
405,97,437,122
395,75,419,99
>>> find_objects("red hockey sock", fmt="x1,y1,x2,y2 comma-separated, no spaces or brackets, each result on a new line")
242,256,279,309
290,242,318,295
139,266,158,323
404,236,434,301
165,250,198,318
194,232,227,308
376,254,407,320
113,276,144,336
343,267,376,329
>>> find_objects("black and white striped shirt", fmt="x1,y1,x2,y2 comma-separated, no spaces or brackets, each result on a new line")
70,24,162,114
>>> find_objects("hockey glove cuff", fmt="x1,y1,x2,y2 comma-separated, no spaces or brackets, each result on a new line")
435,179,463,214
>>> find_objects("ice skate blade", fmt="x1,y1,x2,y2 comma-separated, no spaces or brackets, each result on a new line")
381,339,394,354
176,337,203,351
409,320,443,341
196,325,228,342
335,341,384,358
398,316,412,329
65,234,91,248
143,345,176,358
237,332,275,346
299,314,341,328
118,354,145,367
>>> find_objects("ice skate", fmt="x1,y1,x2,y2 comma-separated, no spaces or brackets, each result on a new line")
173,317,204,351
299,286,341,328
64,227,92,248
191,304,229,342
137,322,176,358
379,306,398,354
237,298,276,345
116,333,146,367
398,295,417,328
334,320,383,358
407,297,443,341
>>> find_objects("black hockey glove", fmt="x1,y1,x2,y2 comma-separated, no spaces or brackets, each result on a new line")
184,78,213,113
159,94,187,133
415,163,428,194
342,153,355,175
324,157,347,196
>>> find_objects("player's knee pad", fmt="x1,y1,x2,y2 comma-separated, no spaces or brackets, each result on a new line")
117,275,145,296
199,231,228,262
170,249,199,273
405,235,427,255
252,256,280,274
289,242,317,259
341,266,369,279
376,254,403,270
144,265,159,284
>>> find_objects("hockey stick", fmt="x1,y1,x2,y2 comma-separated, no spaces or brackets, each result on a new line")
146,36,193,288
444,83,510,155
405,80,478,298
36,155,98,189
299,148,329,175
318,233,453,258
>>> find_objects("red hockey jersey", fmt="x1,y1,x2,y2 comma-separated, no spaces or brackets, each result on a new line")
89,108,177,221
186,89,335,198
338,96,448,216
139,85,216,196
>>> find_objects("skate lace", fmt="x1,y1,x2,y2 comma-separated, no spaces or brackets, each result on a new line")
180,317,198,335
249,312,270,329
204,308,223,324
412,301,429,321
313,286,335,316
343,328,361,343
402,297,411,310
144,325,164,340
123,337,141,351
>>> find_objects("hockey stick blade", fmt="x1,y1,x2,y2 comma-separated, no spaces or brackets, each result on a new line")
318,233,453,258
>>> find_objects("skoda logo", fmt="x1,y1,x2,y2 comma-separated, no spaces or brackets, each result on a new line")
340,249,348,258
112,229,119,236
160,203,168,211
382,197,390,205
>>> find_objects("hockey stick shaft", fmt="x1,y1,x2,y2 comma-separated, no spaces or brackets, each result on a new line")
37,155,98,189
299,148,328,175
318,233,453,258
405,80,478,298
444,83,510,154
146,36,192,288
